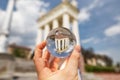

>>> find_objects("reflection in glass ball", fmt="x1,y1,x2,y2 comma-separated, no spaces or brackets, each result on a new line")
46,27,76,58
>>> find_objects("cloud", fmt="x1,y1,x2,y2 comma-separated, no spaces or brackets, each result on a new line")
11,0,49,47
115,16,120,21
81,37,100,44
81,37,94,44
78,9,90,22
0,0,49,48
95,50,110,55
104,16,120,37
78,0,100,23
104,23,120,37
8,36,22,44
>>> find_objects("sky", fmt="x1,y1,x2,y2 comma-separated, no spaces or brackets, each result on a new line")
0,0,120,63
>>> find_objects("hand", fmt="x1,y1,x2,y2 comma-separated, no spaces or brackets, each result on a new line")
33,41,81,80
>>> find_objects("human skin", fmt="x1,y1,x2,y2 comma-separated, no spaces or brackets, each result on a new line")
33,41,81,80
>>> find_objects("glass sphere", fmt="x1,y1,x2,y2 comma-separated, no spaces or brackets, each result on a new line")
46,27,76,58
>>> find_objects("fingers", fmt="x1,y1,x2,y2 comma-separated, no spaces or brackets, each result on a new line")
65,45,81,73
34,41,46,59
42,50,50,67
33,41,47,73
50,57,60,71
42,49,50,61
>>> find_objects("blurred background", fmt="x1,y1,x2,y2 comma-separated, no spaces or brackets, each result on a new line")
0,0,120,80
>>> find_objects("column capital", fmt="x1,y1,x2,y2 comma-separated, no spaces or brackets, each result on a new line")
72,19,80,45
44,24,50,40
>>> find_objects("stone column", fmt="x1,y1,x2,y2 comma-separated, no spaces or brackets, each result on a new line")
53,19,59,29
44,24,50,40
62,13,70,29
36,28,43,45
72,19,80,45
0,0,15,53
62,39,64,50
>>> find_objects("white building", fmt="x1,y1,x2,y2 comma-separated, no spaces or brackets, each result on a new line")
36,0,80,45
55,37,69,53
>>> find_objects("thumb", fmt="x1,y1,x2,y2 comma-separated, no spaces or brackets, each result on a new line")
65,45,81,72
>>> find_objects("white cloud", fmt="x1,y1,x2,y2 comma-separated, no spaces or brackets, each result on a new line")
81,37,94,44
0,0,49,48
78,0,100,23
81,37,100,44
115,16,120,21
8,36,22,44
104,23,120,37
10,0,49,46
87,0,100,10
78,9,90,22
95,50,110,55
104,16,120,37
11,0,49,34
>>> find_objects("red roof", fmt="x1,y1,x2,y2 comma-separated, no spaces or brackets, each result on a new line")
8,43,31,51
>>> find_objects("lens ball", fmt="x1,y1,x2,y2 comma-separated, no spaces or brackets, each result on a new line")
46,27,76,58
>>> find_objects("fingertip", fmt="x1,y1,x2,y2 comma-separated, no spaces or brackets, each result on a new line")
37,41,46,49
43,40,46,44
71,45,81,58
41,41,47,47
74,45,81,53
63,45,81,72
43,49,50,60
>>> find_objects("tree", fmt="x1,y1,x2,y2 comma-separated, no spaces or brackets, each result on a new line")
102,55,113,66
81,47,95,64
81,46,113,66
116,62,120,68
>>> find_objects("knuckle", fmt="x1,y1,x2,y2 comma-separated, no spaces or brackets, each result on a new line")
33,56,37,61
33,57,36,61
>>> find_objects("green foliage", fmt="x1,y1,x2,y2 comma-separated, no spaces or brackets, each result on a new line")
116,62,120,67
13,48,26,58
81,47,95,64
85,65,115,72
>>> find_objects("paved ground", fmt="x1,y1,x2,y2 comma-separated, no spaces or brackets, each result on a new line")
13,72,37,80
1,72,120,80
95,73,120,80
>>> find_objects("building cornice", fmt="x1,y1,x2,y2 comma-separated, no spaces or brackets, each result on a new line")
37,2,79,28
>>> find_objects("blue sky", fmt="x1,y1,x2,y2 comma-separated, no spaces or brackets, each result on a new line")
0,0,120,63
